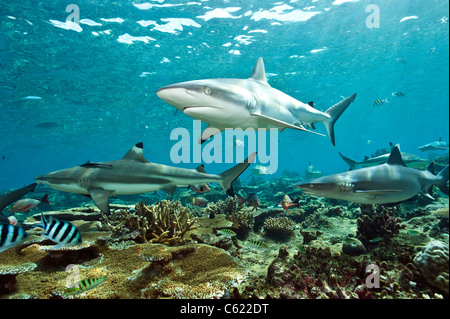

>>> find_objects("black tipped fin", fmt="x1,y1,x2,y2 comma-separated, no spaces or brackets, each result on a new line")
195,165,207,174
121,143,149,163
89,188,114,214
307,101,314,107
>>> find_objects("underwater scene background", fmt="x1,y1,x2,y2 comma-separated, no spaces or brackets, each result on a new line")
0,0,449,301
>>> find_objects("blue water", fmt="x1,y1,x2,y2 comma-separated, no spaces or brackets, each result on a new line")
0,0,448,191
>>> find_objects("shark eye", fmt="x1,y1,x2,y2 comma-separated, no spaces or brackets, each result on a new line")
204,87,212,95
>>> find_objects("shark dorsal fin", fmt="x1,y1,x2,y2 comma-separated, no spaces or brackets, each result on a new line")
426,162,435,174
386,144,407,167
196,164,207,174
308,101,314,107
250,58,269,85
121,142,149,163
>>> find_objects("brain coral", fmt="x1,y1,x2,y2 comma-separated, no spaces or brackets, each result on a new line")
413,240,449,295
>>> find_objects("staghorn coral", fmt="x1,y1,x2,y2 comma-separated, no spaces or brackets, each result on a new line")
357,205,404,247
413,240,449,295
103,200,197,246
263,217,295,241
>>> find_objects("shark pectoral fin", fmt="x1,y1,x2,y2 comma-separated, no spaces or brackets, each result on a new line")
200,125,225,144
421,189,435,200
251,114,325,136
89,188,114,214
355,190,402,194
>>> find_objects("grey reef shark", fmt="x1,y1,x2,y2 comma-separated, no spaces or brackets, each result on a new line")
339,143,428,170
157,57,356,146
418,137,449,152
35,143,256,214
295,144,449,205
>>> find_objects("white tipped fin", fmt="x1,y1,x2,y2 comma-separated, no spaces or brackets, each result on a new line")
121,142,149,163
251,113,325,136
200,125,225,144
250,58,269,85
89,188,114,214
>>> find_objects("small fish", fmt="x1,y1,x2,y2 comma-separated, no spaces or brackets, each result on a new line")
251,165,274,176
396,58,406,64
237,194,260,211
192,196,209,207
369,237,383,243
63,276,106,296
34,122,61,129
275,194,300,214
373,99,389,107
391,91,405,97
247,239,269,249
235,139,245,148
217,229,236,237
7,215,18,225
305,162,321,178
9,194,50,213
407,229,420,235
33,212,82,248
0,223,29,253
188,184,211,194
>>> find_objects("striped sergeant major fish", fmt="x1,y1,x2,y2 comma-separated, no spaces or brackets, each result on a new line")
0,223,29,253
34,212,82,248
64,276,106,296
373,98,389,107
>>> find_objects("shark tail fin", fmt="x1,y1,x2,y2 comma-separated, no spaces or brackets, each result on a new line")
323,93,357,146
218,152,256,196
338,152,356,170
437,166,449,195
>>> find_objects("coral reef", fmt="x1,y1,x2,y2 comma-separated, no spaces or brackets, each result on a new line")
204,196,240,217
136,244,247,298
226,210,254,239
102,201,197,246
413,240,449,295
357,205,405,248
263,217,295,241
0,263,37,295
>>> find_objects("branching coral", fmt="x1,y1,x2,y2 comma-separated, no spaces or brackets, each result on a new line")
226,210,254,239
205,196,240,217
103,200,197,246
263,217,295,241
357,205,404,247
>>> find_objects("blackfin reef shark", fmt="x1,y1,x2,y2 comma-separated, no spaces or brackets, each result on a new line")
35,143,255,214
157,57,356,146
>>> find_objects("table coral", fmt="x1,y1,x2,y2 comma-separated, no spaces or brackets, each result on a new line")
135,243,247,298
413,240,449,295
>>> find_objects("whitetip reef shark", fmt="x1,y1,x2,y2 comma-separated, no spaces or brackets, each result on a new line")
295,144,449,205
157,57,356,146
35,143,256,214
